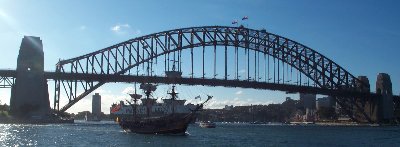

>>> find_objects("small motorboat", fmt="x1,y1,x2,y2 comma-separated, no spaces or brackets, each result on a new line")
199,121,216,128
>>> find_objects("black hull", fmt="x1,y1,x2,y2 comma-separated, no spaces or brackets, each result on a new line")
123,125,189,135
119,113,194,135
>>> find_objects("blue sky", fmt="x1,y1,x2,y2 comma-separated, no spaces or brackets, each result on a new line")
0,0,399,114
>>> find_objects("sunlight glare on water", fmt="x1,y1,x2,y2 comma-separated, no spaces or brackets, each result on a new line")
1,122,400,146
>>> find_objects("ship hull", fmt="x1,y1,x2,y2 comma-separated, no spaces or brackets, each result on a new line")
119,113,194,135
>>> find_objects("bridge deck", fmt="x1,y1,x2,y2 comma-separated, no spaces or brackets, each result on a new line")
0,69,381,98
0,70,16,77
44,72,378,98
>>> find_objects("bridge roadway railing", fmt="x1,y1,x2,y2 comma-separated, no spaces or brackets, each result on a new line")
44,71,375,98
0,69,386,98
0,69,16,77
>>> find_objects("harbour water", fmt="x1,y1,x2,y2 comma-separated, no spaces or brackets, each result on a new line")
1,121,400,147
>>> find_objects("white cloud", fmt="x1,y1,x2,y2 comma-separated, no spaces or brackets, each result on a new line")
111,24,130,33
235,90,243,95
99,93,129,113
185,95,274,110
66,91,130,114
110,23,141,36
121,86,135,94
111,26,120,32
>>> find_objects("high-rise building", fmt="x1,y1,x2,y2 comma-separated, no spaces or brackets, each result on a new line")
299,94,316,120
92,93,101,115
299,93,316,110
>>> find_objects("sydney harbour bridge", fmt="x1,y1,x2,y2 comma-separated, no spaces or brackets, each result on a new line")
0,26,399,123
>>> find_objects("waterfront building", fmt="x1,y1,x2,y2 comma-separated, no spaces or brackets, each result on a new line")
92,93,101,115
223,105,234,111
316,96,335,110
299,93,316,110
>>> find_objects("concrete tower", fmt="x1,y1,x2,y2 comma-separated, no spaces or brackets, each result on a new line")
355,76,377,122
357,76,370,92
92,93,101,115
376,73,394,121
10,36,50,118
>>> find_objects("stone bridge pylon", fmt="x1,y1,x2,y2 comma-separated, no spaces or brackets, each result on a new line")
10,36,51,119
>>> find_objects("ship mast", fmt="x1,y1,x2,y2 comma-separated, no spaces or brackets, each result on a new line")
144,87,151,117
129,88,141,117
128,83,142,119
140,83,157,117
167,85,178,114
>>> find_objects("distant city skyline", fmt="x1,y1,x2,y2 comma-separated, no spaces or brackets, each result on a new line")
0,0,399,114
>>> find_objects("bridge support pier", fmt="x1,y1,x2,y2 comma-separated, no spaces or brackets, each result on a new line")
352,74,395,123
374,73,394,123
9,36,51,120
354,76,374,123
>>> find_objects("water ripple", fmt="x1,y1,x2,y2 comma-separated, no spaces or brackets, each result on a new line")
0,122,399,146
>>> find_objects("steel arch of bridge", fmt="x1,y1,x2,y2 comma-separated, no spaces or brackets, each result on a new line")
54,26,368,112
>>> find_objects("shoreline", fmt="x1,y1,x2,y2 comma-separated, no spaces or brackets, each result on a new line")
0,117,74,124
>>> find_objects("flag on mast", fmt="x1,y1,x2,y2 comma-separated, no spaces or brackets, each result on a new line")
232,20,238,24
242,16,248,20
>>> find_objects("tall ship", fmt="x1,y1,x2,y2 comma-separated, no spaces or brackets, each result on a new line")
115,83,211,135
109,88,197,120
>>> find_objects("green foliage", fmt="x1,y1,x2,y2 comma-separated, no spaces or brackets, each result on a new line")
0,103,10,118
0,111,9,117
0,104,9,111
